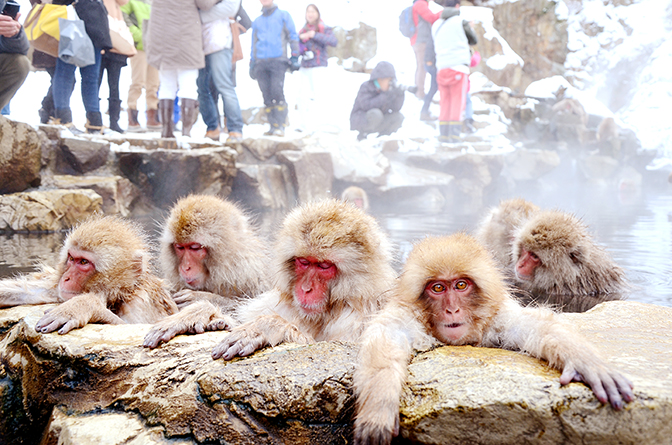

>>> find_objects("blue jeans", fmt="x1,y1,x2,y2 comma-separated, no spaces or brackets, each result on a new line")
53,48,102,112
465,91,473,120
197,48,243,133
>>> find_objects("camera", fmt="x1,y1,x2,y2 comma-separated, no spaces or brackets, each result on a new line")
2,0,20,20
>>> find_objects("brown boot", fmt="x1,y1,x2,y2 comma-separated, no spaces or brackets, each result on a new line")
128,108,142,132
159,99,175,139
180,98,199,137
146,108,161,131
205,127,221,141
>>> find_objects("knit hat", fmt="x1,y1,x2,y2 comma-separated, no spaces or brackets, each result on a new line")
369,61,396,80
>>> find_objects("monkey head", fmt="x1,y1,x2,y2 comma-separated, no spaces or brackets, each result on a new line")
274,199,394,318
512,210,625,296
398,233,508,345
161,195,256,294
57,216,149,302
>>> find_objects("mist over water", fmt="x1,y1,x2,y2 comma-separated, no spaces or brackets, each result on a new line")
2,174,671,309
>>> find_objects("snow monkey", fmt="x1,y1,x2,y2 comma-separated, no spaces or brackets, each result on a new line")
210,198,397,360
0,216,178,334
353,234,634,445
476,199,628,310
142,194,270,348
341,186,370,211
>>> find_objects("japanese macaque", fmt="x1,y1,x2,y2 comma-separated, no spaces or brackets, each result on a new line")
0,216,177,334
597,116,621,159
210,198,397,360
476,199,627,311
474,198,539,268
353,234,634,445
143,195,270,348
341,186,370,211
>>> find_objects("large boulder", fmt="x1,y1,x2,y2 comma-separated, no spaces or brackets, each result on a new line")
0,189,102,232
115,146,237,209
0,301,669,444
0,116,42,194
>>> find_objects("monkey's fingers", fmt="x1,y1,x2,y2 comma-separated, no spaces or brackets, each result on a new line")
353,422,394,445
206,318,231,331
143,326,176,348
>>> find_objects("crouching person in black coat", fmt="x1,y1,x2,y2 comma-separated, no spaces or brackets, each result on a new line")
349,61,405,141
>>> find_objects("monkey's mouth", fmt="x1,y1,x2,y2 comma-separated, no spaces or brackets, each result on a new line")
443,323,464,329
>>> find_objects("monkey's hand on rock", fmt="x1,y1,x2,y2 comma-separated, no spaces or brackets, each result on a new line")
143,301,235,348
559,360,634,410
212,316,312,360
35,294,124,334
353,410,399,445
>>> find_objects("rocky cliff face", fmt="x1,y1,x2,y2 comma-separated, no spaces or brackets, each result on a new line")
0,301,670,444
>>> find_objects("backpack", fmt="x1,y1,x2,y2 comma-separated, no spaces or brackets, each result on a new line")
399,6,415,38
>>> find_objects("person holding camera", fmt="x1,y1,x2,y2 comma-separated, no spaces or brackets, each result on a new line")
0,0,30,111
349,61,406,141
295,3,336,132
249,0,299,137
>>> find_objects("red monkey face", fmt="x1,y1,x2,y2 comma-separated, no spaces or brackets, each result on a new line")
294,257,338,314
515,248,541,281
424,277,474,344
174,242,209,289
58,249,97,300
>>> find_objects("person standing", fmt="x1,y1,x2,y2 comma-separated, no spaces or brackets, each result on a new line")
100,0,131,133
349,61,405,141
411,0,441,100
433,0,477,142
121,0,161,132
249,0,299,137
146,0,219,139
198,0,245,143
51,0,113,133
0,0,30,111
295,3,337,132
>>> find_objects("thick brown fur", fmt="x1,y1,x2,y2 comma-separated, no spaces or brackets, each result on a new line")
475,198,539,268
353,234,634,445
476,199,628,310
0,216,177,334
143,195,270,348
211,198,397,360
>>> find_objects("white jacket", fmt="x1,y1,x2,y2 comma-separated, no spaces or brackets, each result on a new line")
432,14,470,72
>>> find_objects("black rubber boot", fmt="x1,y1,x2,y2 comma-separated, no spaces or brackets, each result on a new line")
108,99,124,133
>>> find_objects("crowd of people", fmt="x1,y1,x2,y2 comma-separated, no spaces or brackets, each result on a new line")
0,0,480,143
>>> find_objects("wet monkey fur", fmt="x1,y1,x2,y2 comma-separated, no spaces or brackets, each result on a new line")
143,195,270,348
476,199,628,310
0,216,177,334
211,198,397,360
353,234,634,445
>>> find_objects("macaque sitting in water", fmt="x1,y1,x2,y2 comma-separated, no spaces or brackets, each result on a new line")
475,198,628,311
0,216,177,334
353,233,634,445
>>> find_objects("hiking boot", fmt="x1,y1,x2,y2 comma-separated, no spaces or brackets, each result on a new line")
127,108,142,132
146,108,161,131
205,127,221,141
226,131,243,143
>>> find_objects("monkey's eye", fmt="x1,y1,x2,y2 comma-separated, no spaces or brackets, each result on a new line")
189,244,203,251
296,257,311,267
453,279,469,291
318,262,334,270
529,251,539,260
425,281,447,295
79,258,89,265
174,244,185,251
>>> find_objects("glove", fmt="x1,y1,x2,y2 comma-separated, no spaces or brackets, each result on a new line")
289,56,300,72
249,60,257,80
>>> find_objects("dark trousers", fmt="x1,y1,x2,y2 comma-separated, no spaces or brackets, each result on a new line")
99,55,126,103
255,58,288,128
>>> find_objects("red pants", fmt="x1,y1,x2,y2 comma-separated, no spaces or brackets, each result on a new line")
437,68,468,122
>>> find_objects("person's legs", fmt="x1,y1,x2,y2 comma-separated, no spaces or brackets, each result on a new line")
379,111,404,135
197,64,221,133
267,59,288,134
420,63,438,119
52,56,78,125
176,69,200,137
255,59,277,134
0,53,30,111
106,60,124,132
208,48,244,135
158,70,178,138
412,42,427,99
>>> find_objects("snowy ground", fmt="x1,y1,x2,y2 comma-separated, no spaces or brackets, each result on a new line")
5,0,669,161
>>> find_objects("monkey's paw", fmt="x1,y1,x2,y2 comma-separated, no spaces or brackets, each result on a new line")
353,415,399,445
560,363,634,410
35,310,86,335
212,327,265,360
